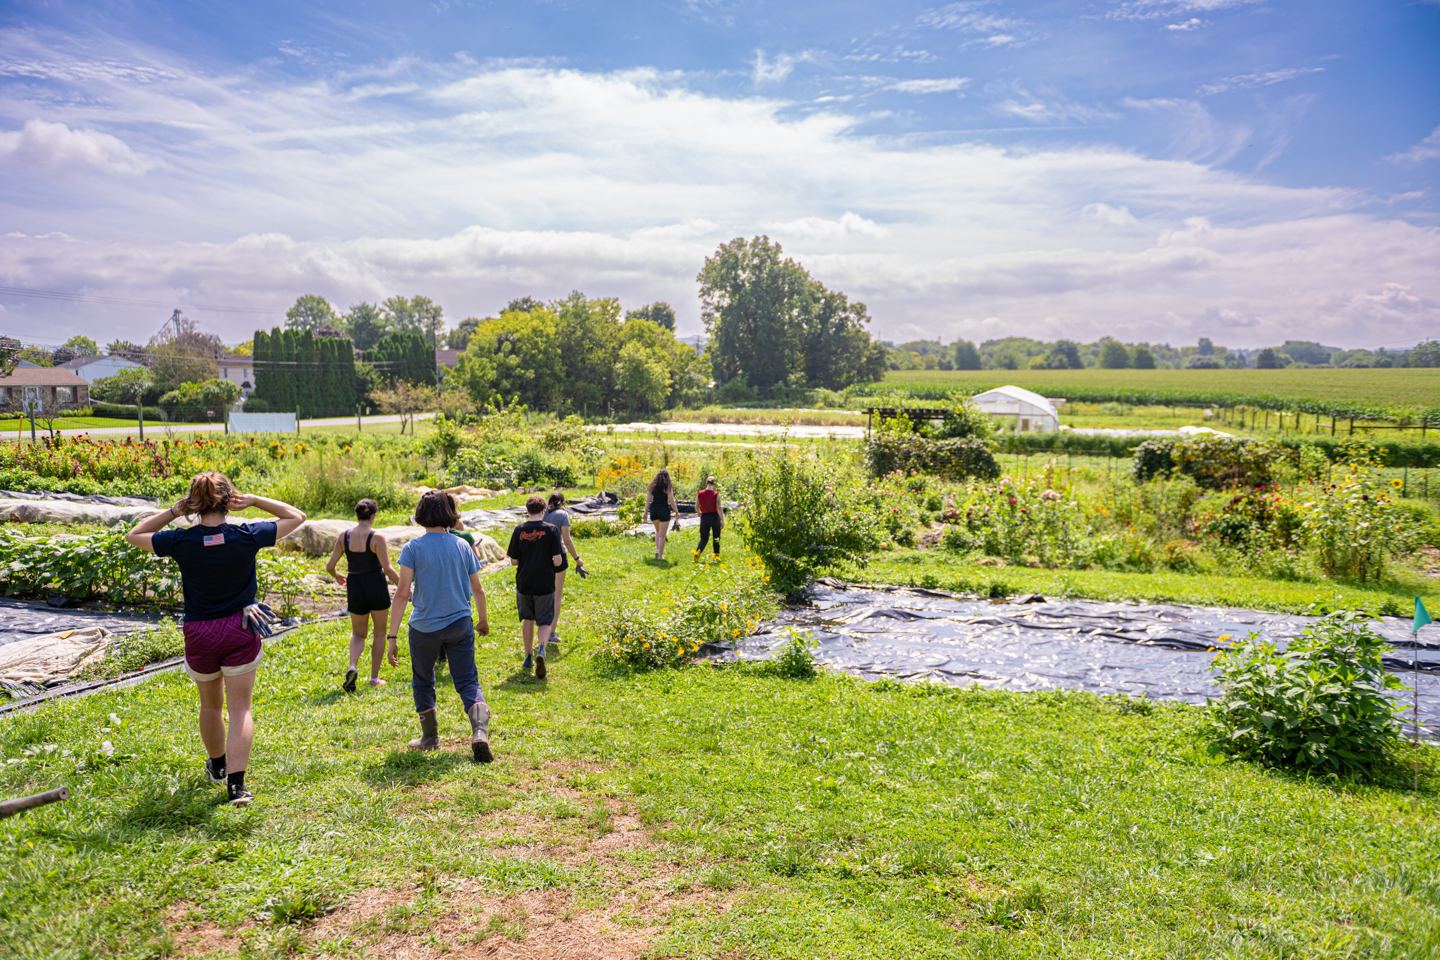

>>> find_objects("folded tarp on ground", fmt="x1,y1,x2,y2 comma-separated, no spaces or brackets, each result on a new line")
0,599,157,649
0,627,113,684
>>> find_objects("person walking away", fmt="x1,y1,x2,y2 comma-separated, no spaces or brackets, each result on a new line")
450,517,483,563
694,475,725,560
543,492,585,647
386,491,494,762
507,496,562,679
125,472,307,806
642,469,680,561
325,497,400,692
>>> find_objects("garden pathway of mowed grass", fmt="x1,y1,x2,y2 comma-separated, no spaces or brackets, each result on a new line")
3,532,1439,959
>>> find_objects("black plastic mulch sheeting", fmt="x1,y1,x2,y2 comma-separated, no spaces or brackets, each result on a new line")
0,489,160,507
0,598,161,649
712,582,1439,736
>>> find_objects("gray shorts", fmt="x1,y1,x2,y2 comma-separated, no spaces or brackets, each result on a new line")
517,592,555,626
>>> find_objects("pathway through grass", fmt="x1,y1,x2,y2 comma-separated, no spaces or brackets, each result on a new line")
2,532,1438,959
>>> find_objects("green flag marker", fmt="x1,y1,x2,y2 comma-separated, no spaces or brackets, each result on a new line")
1415,597,1433,636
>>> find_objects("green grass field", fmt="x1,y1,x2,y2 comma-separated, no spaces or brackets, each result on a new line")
3,532,1437,959
881,368,1440,412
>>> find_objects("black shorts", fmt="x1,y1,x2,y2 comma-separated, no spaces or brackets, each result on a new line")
517,592,556,626
650,500,672,522
347,571,392,615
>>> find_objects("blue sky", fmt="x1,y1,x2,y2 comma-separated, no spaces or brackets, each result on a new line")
1,0,1437,349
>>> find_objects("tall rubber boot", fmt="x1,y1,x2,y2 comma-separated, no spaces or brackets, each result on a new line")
408,707,440,751
468,701,493,764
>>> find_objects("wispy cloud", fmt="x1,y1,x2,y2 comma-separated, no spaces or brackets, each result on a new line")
1110,0,1261,21
917,2,1028,47
763,212,890,238
888,77,969,94
1199,67,1324,96
1167,18,1204,31
991,83,1118,124
1388,126,1440,163
751,50,818,85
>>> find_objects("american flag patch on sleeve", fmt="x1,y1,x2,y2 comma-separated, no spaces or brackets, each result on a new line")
203,533,225,547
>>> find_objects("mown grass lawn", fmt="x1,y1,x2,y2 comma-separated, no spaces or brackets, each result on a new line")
3,531,1439,959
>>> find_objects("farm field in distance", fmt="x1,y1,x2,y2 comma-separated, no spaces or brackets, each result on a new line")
882,367,1440,411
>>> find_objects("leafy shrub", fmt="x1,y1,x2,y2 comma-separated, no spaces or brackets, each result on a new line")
955,474,1088,566
760,628,819,679
1296,461,1415,582
242,397,271,413
91,402,166,421
1131,436,1281,488
594,556,774,669
1206,611,1403,775
256,554,313,619
734,446,884,592
0,530,182,605
864,428,1000,481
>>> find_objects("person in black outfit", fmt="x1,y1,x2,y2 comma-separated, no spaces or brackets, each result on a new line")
506,496,563,679
326,497,401,692
643,468,680,561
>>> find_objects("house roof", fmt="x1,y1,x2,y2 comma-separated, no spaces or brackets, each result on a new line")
1,366,90,387
60,355,143,370
217,356,253,365
436,349,459,368
972,385,1059,419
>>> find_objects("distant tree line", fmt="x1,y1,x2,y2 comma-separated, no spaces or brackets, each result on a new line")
249,327,359,417
886,335,1435,372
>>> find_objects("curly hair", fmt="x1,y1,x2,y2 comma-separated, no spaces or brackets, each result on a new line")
176,471,235,518
648,469,672,497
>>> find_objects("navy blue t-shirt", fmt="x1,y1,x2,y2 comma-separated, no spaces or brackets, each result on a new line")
151,521,278,621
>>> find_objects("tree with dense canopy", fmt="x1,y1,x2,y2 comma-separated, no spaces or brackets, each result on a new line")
626,302,677,332
342,302,390,352
383,296,444,350
697,236,885,398
1098,340,1132,369
61,335,100,357
953,340,982,370
285,295,338,332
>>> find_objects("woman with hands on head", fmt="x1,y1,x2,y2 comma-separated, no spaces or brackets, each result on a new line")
386,491,495,763
326,497,400,693
125,472,307,807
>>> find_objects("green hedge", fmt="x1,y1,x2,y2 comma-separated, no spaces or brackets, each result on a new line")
91,401,167,421
864,434,1000,480
993,431,1440,469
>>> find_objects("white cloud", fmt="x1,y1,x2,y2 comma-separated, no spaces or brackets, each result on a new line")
992,84,1118,124
888,77,969,94
1388,126,1440,164
752,50,816,86
1198,67,1324,96
763,212,890,239
1082,203,1140,228
918,2,1022,34
1167,18,1204,30
0,118,153,176
0,35,1435,350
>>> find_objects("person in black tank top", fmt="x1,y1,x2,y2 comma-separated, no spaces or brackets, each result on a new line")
326,498,401,692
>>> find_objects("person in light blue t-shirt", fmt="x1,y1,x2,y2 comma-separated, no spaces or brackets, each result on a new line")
386,491,493,763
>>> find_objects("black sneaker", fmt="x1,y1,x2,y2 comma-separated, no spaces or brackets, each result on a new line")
535,647,547,680
205,757,226,785
343,666,358,693
227,786,254,807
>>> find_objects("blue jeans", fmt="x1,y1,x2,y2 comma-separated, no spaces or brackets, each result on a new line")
408,616,484,713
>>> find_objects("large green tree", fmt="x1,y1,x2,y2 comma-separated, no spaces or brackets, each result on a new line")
342,302,390,352
383,296,444,350
285,295,338,332
614,341,670,412
453,309,564,410
1097,340,1132,369
953,340,982,370
626,302,677,332
553,292,623,414
698,236,884,397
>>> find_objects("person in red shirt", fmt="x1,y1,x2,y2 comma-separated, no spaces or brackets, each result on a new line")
694,475,725,560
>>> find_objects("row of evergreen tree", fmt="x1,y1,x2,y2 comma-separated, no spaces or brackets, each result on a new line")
361,331,436,387
251,327,359,416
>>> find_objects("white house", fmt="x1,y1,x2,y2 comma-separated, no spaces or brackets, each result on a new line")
972,385,1060,432
216,356,254,397
60,355,146,383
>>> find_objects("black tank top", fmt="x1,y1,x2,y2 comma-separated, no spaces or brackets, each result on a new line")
345,530,381,574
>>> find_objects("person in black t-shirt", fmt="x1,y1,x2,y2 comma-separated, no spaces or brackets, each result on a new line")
505,496,562,679
126,471,307,807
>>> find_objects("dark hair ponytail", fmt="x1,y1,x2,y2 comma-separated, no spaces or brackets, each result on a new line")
175,471,235,517
355,498,378,520
546,492,565,512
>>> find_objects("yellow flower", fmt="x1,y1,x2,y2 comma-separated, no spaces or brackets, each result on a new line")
1390,478,1404,489
643,642,650,648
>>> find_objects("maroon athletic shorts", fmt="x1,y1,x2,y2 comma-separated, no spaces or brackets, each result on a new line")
183,611,264,681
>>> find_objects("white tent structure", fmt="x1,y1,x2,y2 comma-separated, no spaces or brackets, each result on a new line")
972,385,1060,432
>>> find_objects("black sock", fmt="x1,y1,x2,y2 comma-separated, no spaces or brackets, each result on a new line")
227,770,246,794
207,754,226,774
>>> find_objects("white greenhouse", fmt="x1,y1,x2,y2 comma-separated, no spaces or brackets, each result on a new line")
972,385,1061,432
